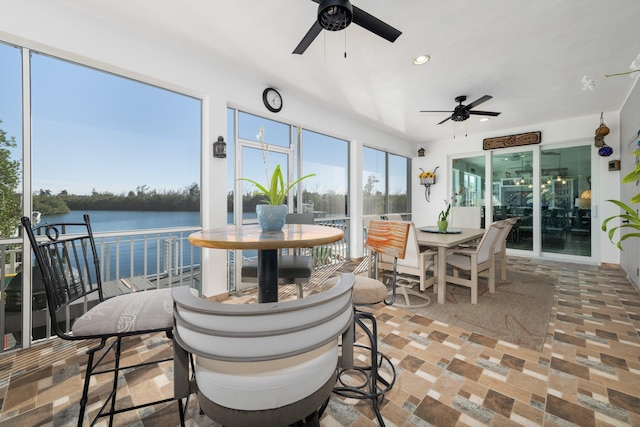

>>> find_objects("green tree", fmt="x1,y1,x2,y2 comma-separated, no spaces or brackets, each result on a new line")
0,120,21,237
33,189,70,215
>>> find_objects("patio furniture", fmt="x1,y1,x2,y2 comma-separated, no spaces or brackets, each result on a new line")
190,224,343,303
21,214,181,426
450,206,482,228
444,221,507,304
495,217,519,281
241,213,315,298
172,273,355,427
416,227,486,304
376,221,436,306
383,213,403,221
331,219,403,425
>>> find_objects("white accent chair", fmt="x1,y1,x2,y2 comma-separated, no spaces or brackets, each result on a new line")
362,214,381,230
495,217,519,281
450,206,482,229
172,274,355,427
445,221,507,304
384,213,404,221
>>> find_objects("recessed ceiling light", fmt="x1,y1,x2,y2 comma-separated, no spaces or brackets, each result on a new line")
413,55,430,65
479,117,490,122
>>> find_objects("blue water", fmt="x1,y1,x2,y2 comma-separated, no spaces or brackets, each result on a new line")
41,210,201,232
40,211,204,278
38,211,255,278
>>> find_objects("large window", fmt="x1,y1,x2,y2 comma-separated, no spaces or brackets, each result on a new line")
0,42,24,351
229,109,350,221
301,130,349,218
30,52,202,230
363,147,410,215
1,44,203,352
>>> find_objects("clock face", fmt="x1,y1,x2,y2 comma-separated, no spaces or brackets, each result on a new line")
263,88,282,113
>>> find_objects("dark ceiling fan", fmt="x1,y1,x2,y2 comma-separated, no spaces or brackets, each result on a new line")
420,95,501,125
293,0,402,55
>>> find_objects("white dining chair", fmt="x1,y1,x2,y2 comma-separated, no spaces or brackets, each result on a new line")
495,217,519,281
384,213,403,221
450,206,482,229
445,221,507,304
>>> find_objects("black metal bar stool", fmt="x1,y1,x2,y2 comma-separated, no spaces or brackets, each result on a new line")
328,220,413,425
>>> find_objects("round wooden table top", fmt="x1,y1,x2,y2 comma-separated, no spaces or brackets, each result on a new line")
188,224,344,250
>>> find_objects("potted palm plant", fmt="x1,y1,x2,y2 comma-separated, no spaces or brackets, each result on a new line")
239,164,315,231
601,148,640,249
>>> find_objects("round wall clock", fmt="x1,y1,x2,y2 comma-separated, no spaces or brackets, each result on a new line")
262,87,282,113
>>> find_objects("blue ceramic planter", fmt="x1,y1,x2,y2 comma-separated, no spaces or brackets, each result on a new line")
256,205,287,231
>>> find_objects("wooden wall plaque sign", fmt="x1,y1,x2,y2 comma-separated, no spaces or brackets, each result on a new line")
483,131,541,150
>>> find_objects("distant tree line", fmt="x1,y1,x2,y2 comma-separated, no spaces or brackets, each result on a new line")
33,183,201,215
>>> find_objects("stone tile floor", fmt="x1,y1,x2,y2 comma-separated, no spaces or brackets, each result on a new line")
0,256,639,426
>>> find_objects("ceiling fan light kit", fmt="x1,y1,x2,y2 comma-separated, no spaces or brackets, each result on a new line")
318,0,352,31
293,0,402,55
419,95,501,137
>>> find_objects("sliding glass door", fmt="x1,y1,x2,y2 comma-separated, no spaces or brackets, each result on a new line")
540,145,591,257
455,142,592,259
491,151,534,251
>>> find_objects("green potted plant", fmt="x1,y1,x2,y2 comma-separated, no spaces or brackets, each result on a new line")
239,164,315,231
438,201,451,232
601,148,640,249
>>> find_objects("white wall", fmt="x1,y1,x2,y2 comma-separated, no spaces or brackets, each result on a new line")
412,113,623,265
0,1,413,296
619,76,640,285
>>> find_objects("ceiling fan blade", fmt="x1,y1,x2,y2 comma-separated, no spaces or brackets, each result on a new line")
468,110,501,116
352,6,402,42
293,21,323,54
419,110,453,113
437,116,452,125
465,95,492,110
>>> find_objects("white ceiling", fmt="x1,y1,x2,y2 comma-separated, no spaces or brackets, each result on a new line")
56,0,640,144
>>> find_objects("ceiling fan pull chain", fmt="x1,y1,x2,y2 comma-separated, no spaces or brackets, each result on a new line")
344,28,347,58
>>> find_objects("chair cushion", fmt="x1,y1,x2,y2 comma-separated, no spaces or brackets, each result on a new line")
324,276,387,305
196,341,338,411
72,288,173,337
242,255,312,279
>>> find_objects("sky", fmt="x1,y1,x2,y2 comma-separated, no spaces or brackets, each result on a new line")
0,43,201,196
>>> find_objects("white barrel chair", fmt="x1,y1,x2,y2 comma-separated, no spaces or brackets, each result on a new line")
172,274,355,427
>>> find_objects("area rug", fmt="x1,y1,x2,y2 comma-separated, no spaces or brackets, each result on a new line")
411,270,555,351
327,258,556,352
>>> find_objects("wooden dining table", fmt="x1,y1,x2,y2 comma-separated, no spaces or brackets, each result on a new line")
189,224,344,303
416,227,486,304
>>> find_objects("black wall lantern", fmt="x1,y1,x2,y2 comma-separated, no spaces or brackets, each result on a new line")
213,136,227,158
